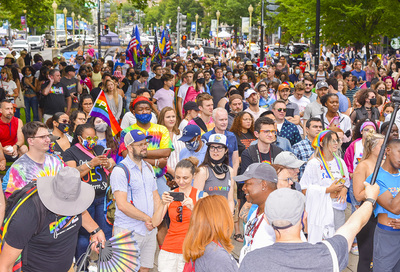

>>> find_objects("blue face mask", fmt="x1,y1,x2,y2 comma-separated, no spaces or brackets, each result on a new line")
136,113,152,124
185,139,200,151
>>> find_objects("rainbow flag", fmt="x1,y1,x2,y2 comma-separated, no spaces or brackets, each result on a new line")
89,91,122,136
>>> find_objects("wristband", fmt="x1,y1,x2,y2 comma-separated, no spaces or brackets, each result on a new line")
365,198,376,205
155,159,159,167
90,227,101,236
15,144,20,150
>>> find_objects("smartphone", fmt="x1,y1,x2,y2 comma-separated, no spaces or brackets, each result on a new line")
102,148,111,157
169,192,184,202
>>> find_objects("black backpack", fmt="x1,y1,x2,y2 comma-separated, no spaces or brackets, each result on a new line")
0,182,48,272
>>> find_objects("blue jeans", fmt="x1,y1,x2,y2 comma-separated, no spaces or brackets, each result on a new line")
24,96,39,122
75,196,113,260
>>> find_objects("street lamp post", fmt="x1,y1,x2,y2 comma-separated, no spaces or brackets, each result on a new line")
169,18,171,30
78,15,81,37
71,12,75,39
216,10,220,48
162,20,165,30
177,6,181,50
195,14,199,39
156,22,159,36
248,4,253,53
63,8,68,46
52,1,58,49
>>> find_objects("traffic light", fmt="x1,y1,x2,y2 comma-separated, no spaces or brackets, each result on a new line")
103,25,109,35
179,13,187,33
182,35,187,47
103,3,111,18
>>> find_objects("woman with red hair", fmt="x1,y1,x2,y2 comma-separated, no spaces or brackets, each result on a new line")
183,195,238,271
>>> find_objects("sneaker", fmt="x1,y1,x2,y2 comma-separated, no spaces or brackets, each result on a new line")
350,245,359,256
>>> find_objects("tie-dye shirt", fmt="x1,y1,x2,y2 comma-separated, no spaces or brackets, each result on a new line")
4,154,64,198
118,123,174,178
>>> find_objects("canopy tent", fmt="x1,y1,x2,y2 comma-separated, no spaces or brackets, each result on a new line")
101,31,120,46
217,31,231,38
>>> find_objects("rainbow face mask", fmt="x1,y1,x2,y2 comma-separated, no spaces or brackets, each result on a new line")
80,136,97,150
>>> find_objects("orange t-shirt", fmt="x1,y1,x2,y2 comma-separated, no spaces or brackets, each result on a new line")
161,187,198,254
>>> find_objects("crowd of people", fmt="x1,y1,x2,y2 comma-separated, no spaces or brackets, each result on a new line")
0,45,400,272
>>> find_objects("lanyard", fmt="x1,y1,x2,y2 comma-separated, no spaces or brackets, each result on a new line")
75,143,110,175
256,146,272,164
247,210,264,246
319,149,344,180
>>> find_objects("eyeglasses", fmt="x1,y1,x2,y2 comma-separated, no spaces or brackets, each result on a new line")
133,141,149,148
305,84,313,86
210,145,225,152
259,89,268,94
77,118,87,122
176,205,183,223
245,216,259,236
276,108,287,112
260,129,277,135
278,177,294,184
31,134,51,140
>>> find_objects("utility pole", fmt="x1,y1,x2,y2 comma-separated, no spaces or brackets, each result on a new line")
260,0,265,62
315,0,320,69
177,7,181,51
98,0,102,58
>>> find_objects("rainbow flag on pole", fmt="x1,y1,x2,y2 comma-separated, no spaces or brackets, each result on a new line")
89,90,122,136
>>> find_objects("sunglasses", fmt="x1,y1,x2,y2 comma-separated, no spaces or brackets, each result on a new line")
276,108,287,112
82,136,98,141
260,129,277,135
176,205,183,223
305,84,313,86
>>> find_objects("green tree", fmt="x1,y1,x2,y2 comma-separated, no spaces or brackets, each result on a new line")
107,12,119,32
275,0,400,58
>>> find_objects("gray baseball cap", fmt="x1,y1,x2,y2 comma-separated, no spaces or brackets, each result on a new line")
265,188,305,229
316,81,329,90
274,151,305,168
233,163,278,183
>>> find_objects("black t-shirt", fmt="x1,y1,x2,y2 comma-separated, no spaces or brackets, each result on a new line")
235,132,256,156
41,81,70,115
240,144,283,175
148,77,163,92
63,145,108,197
5,195,82,272
91,87,102,101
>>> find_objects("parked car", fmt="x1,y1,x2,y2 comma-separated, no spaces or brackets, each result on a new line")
12,40,31,53
27,36,44,51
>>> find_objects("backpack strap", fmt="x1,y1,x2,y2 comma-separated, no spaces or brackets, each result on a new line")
321,240,340,272
248,145,260,163
115,162,131,185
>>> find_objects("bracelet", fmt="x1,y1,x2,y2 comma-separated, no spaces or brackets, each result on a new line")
90,227,102,236
85,162,93,170
155,159,159,168
365,198,376,205
15,144,20,150
108,161,112,169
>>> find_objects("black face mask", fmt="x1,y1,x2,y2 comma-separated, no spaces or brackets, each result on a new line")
210,154,226,165
197,78,206,85
378,89,385,96
81,74,87,80
130,72,135,77
369,98,377,105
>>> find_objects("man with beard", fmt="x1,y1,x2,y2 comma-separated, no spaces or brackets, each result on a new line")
244,89,267,121
303,76,318,103
118,97,173,197
111,129,162,272
227,94,243,130
0,100,28,169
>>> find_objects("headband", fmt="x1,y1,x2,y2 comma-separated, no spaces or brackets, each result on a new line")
360,121,376,133
131,96,151,109
311,130,330,149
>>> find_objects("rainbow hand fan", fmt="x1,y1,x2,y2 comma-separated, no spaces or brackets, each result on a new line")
97,231,140,272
